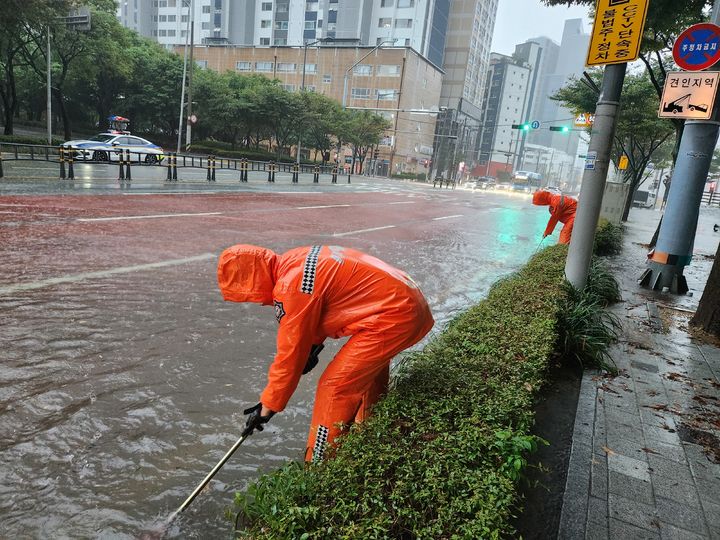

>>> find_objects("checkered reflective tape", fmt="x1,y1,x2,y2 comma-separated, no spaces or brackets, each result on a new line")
300,245,322,294
312,425,329,462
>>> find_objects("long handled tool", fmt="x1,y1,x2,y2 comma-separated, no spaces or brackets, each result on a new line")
164,432,250,527
532,235,547,255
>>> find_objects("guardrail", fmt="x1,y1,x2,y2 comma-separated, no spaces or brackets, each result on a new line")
0,142,348,184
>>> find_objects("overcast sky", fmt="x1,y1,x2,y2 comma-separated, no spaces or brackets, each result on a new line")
491,0,591,56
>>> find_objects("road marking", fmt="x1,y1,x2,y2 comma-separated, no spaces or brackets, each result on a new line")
432,214,464,221
388,201,416,205
77,212,222,222
296,204,351,210
0,253,216,296
332,225,396,237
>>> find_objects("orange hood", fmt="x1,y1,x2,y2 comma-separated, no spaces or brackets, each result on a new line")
218,244,277,305
532,190,552,206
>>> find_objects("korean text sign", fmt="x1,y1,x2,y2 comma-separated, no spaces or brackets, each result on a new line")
586,0,649,67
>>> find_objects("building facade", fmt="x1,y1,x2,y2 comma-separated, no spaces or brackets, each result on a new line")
185,45,443,175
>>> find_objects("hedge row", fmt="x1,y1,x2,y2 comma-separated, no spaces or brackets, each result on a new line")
190,141,319,165
234,244,569,539
0,134,64,146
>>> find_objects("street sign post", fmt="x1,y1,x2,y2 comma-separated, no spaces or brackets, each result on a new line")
618,155,629,170
673,23,720,71
586,0,650,67
658,71,720,120
530,120,540,129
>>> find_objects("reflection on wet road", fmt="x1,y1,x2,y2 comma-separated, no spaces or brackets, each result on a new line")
0,176,548,538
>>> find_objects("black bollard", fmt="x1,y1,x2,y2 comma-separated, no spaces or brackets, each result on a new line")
118,150,125,180
166,152,172,181
211,155,216,181
331,166,337,184
292,163,298,183
68,148,75,180
313,166,319,183
125,150,132,181
59,146,65,179
207,155,212,181
0,149,3,179
271,161,276,182
173,153,178,181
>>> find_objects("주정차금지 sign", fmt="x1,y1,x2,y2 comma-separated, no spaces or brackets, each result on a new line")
586,0,649,67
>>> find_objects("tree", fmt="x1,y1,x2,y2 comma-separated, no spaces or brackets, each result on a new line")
338,110,390,175
552,70,674,220
691,242,720,338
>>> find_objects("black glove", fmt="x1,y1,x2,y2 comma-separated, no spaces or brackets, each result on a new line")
302,343,325,375
242,403,275,437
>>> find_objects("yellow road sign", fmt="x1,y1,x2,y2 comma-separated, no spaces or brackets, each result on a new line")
574,113,595,127
586,0,650,67
619,155,629,170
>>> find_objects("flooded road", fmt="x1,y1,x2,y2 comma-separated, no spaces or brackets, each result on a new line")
0,177,548,538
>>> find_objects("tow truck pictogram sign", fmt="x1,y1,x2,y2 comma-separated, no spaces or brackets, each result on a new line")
658,71,720,119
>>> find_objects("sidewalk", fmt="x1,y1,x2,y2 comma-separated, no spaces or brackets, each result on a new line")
559,208,720,540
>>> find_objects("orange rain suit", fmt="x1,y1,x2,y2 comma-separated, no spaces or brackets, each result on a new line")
532,190,577,244
217,244,434,462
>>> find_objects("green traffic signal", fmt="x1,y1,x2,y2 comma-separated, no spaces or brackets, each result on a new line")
550,126,570,133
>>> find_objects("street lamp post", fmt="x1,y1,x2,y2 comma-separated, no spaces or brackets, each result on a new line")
342,39,396,108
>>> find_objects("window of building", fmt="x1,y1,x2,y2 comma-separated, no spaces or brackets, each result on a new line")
261,2,272,10
236,61,252,71
159,14,167,22
397,0,414,6
167,15,176,22
168,0,176,6
378,18,392,28
181,14,188,22
276,3,288,12
202,5,210,13
201,22,210,29
306,1,318,9
304,63,317,73
152,15,158,22
274,21,288,30
304,85,316,92
381,0,393,5
152,29,158,36
377,64,401,76
181,30,187,37
404,38,411,46
277,63,296,72
259,37,270,45
196,60,208,68
376,89,396,100
395,18,412,28
274,38,287,45
260,19,271,28
158,29,167,36
281,84,296,92
351,88,371,99
167,29,176,36
353,64,372,76
323,73,332,83
304,21,316,30
256,61,274,71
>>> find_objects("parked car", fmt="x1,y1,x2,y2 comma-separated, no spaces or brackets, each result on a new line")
495,180,512,190
62,133,165,164
476,176,496,189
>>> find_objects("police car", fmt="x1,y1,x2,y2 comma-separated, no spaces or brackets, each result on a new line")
62,133,165,164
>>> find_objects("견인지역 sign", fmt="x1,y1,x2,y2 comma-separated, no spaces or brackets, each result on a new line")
673,23,720,71
586,0,650,67
658,71,720,120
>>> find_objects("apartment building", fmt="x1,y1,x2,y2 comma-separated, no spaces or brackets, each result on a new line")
187,45,443,175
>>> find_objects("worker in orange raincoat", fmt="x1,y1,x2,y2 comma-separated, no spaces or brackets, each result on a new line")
532,190,577,244
217,244,434,462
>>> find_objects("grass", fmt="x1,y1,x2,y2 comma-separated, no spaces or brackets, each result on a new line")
593,219,623,256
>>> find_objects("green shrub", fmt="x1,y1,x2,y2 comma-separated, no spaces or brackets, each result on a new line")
593,219,623,256
233,245,570,539
585,257,621,306
391,172,426,180
0,134,64,146
191,141,320,164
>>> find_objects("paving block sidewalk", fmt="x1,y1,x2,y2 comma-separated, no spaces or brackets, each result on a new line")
559,209,720,540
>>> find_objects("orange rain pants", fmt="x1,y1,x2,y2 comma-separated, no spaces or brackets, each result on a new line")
532,190,577,245
217,245,434,462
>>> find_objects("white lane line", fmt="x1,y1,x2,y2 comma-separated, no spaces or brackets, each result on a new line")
432,214,464,221
332,225,396,237
0,253,216,296
77,212,222,222
296,204,351,210
388,201,416,205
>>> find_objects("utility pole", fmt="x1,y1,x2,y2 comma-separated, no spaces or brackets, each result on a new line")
565,63,627,288
46,28,52,145
185,1,194,153
639,2,720,294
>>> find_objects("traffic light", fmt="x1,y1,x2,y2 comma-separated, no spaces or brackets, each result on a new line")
373,148,379,159
511,123,531,131
549,126,571,133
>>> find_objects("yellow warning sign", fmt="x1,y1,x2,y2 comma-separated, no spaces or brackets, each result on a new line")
619,155,629,170
586,0,650,67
